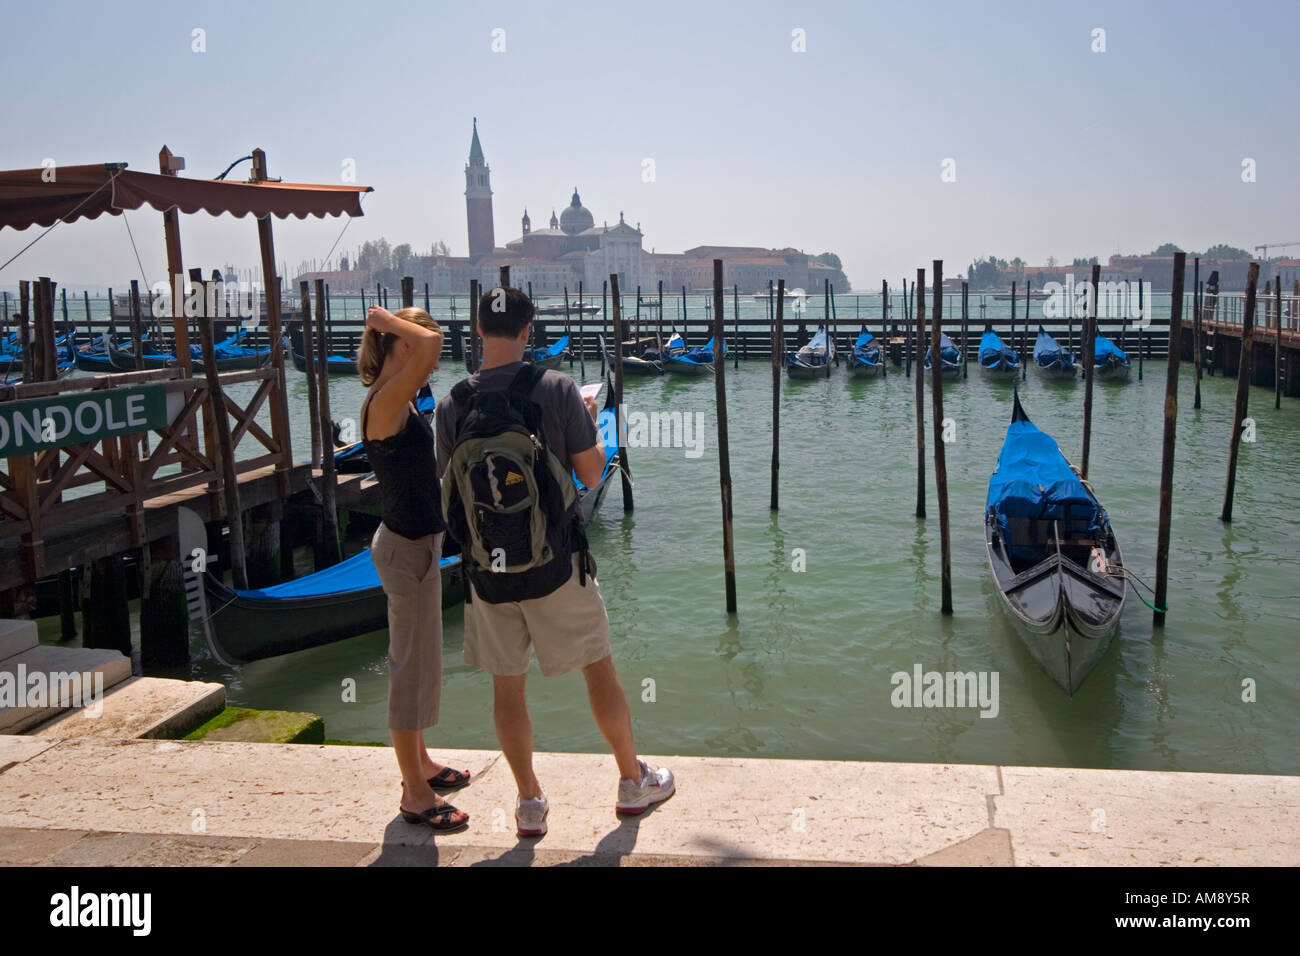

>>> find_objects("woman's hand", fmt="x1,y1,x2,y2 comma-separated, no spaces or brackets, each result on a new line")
366,305,397,333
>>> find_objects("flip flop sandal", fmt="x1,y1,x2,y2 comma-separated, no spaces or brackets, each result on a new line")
401,803,469,833
428,767,472,791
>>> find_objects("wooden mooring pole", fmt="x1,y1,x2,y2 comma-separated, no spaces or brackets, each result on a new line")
197,291,249,590
914,267,926,519
1080,264,1099,481
1274,277,1282,409
930,260,952,613
468,278,480,373
609,274,633,512
771,278,784,511
401,275,415,309
712,260,737,614
315,278,341,565
1221,263,1259,523
1153,252,1185,626
1192,258,1203,410
961,281,969,378
299,280,322,465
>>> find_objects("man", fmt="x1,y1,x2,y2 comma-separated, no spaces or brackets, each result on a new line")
436,286,673,837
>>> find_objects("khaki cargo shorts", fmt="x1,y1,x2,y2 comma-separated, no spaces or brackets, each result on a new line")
463,554,611,677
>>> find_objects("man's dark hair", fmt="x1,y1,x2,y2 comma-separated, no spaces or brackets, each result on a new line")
477,286,534,338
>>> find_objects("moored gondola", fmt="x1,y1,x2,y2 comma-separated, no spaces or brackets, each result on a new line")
525,334,569,370
601,332,663,375
924,331,963,380
845,326,884,378
288,323,359,375
663,332,720,375
1093,334,1131,380
1033,326,1077,379
787,324,834,379
978,324,1020,379
984,392,1125,694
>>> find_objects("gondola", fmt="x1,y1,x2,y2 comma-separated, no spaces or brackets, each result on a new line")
924,331,963,380
787,324,834,379
107,328,272,372
663,332,721,375
1093,334,1131,380
978,325,1020,379
984,392,1125,694
600,332,664,375
3,334,78,383
525,334,569,370
181,381,621,666
288,323,359,375
845,327,884,378
1032,326,1077,379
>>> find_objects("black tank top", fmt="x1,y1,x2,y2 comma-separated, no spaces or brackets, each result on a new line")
362,400,446,540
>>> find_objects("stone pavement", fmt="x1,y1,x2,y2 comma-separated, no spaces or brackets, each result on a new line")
1,735,1295,866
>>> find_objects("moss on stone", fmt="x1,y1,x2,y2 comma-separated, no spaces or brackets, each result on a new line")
184,706,325,744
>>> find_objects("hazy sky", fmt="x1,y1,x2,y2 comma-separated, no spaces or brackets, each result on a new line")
2,0,1297,292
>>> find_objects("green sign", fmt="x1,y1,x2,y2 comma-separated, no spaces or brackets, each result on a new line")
0,384,167,456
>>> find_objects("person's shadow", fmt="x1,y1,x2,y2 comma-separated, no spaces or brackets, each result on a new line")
365,816,448,867
470,808,654,867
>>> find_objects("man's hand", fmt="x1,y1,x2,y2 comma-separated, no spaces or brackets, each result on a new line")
583,394,598,422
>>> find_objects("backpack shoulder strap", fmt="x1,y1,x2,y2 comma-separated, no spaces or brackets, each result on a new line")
508,362,545,396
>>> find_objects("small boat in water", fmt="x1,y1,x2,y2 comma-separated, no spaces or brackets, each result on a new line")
845,327,885,378
534,302,600,316
601,333,664,375
787,324,834,379
1032,326,1076,379
1093,335,1131,380
984,392,1125,694
289,323,358,375
525,334,569,370
106,328,272,372
978,325,1020,379
924,332,963,380
663,332,720,375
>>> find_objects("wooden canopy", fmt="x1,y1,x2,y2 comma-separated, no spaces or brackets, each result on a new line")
0,162,371,231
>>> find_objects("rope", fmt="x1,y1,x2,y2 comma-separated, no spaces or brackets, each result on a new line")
122,212,154,290
1111,565,1168,614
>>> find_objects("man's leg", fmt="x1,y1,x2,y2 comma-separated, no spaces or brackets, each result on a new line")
581,655,642,780
493,673,543,799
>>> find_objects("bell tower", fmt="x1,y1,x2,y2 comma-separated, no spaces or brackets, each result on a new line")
465,117,495,260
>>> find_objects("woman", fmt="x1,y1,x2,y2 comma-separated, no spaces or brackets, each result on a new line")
360,304,470,832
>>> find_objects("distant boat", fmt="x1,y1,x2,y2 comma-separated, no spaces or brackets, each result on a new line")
525,334,569,370
1093,335,1131,380
753,287,811,311
985,392,1125,694
107,327,272,373
1033,326,1076,379
288,323,358,375
787,324,834,379
978,325,1020,379
845,327,884,378
601,332,663,376
924,332,963,380
534,302,600,316
663,331,720,375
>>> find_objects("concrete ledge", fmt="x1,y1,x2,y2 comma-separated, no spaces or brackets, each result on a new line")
0,619,38,660
0,646,132,734
30,677,226,741
0,738,1294,866
184,707,324,744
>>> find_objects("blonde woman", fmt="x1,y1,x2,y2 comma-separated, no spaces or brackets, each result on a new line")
360,305,469,832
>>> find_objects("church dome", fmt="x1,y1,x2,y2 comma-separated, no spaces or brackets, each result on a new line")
559,188,594,235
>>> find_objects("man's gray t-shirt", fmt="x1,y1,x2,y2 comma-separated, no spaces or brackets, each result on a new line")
435,362,598,517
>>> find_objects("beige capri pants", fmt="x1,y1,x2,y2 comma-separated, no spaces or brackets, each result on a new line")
370,522,445,732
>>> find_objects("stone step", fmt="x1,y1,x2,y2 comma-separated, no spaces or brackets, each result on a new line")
30,676,226,741
0,645,132,734
0,619,38,661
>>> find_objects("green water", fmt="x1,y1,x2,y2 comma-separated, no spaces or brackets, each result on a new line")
177,358,1299,775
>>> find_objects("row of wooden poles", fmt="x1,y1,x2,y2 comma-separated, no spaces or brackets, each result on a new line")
227,253,1272,624
682,254,1264,626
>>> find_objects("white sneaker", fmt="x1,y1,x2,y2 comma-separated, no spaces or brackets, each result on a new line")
617,759,675,814
515,790,548,837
